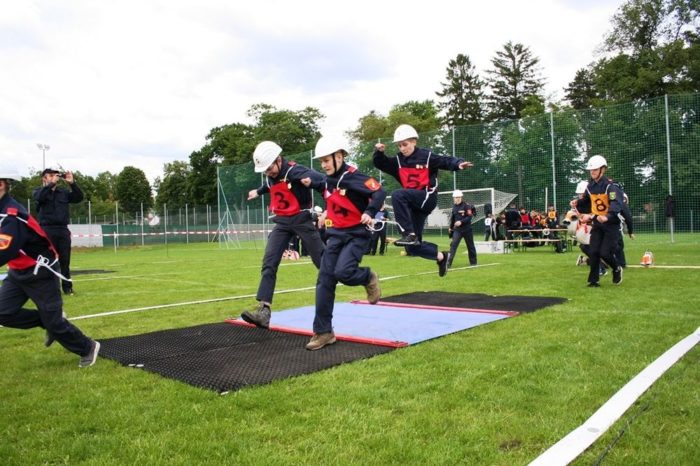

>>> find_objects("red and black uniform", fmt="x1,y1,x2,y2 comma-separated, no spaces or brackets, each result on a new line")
311,163,385,335
253,159,325,305
0,193,93,357
575,176,624,285
373,147,464,260
33,180,83,294
448,201,477,266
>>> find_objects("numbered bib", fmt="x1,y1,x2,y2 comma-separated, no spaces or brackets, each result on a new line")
589,193,610,216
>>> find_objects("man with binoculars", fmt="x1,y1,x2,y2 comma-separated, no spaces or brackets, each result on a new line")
33,167,84,295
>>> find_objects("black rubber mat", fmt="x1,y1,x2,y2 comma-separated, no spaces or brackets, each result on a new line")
383,291,567,313
99,292,565,392
100,323,394,393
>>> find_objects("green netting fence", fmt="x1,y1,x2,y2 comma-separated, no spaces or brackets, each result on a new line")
219,93,700,245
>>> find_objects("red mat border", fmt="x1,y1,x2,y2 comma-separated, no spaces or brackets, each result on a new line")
351,300,520,316
224,319,409,348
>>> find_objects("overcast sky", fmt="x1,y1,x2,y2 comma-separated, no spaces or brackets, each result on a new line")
0,0,622,182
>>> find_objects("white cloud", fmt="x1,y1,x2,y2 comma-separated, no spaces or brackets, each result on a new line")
0,0,620,182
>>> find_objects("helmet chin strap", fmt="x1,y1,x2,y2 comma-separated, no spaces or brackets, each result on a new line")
332,151,340,174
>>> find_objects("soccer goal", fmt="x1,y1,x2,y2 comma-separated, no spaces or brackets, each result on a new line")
428,187,517,227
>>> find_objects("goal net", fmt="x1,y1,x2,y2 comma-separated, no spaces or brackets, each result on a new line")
429,187,516,227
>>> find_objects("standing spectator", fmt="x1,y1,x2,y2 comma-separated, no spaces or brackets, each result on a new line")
240,141,326,329
484,213,495,241
368,206,389,256
306,135,385,351
373,124,472,277
572,155,625,287
33,168,83,295
447,190,477,267
1,172,99,367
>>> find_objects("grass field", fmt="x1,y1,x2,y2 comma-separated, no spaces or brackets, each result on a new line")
1,234,698,465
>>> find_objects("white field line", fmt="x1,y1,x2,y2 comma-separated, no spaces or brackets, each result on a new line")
627,264,700,269
529,326,700,466
70,286,316,321
68,262,501,321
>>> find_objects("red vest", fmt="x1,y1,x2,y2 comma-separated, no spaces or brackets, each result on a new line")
324,188,363,229
268,162,302,216
397,152,431,190
4,207,59,270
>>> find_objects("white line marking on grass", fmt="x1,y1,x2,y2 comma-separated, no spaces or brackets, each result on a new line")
529,326,700,466
415,262,501,276
628,265,700,269
70,263,500,320
70,285,317,321
74,273,180,282
242,260,314,269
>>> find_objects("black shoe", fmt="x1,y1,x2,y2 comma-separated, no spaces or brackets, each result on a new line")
44,332,55,348
395,233,420,246
612,267,623,285
63,289,74,296
587,282,600,287
437,251,450,277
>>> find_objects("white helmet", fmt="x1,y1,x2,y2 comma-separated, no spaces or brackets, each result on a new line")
253,141,282,173
585,155,607,170
0,172,21,182
313,135,348,159
393,124,419,143
575,181,588,194
452,189,463,198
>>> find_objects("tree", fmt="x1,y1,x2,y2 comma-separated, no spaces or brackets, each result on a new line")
155,161,191,209
487,41,546,120
347,100,442,185
115,166,153,214
592,0,700,101
348,100,441,144
435,53,486,127
248,104,324,154
565,68,599,109
187,104,325,205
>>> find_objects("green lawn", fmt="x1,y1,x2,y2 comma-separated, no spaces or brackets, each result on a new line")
1,234,698,465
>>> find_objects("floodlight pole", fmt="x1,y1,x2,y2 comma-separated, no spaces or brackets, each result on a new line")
37,143,50,171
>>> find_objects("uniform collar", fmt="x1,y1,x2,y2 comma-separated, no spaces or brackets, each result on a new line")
0,192,9,211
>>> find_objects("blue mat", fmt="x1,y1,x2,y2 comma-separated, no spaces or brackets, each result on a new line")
229,300,515,347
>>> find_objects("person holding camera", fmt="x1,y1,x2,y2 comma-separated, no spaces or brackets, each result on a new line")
33,168,83,295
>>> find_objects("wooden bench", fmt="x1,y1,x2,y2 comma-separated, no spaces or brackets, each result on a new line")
502,237,570,252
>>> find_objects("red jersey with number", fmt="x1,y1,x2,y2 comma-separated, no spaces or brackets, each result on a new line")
269,181,301,216
324,189,363,228
398,162,430,190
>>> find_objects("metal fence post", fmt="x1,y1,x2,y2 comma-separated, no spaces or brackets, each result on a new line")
664,94,674,242
550,111,557,210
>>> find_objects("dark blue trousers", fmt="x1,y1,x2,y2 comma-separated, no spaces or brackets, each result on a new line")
43,226,73,293
257,212,325,304
391,189,439,260
313,226,372,334
0,267,92,356
588,224,620,284
448,227,477,266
